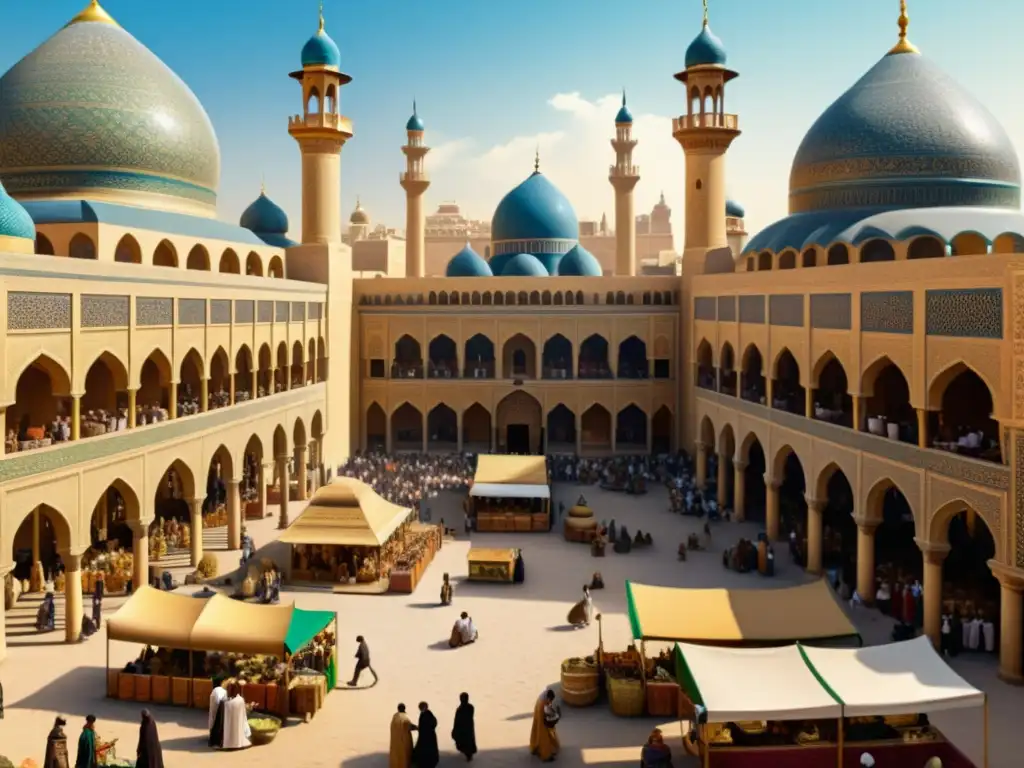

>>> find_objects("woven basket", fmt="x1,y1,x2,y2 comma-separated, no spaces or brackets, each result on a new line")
607,675,644,717
560,660,599,707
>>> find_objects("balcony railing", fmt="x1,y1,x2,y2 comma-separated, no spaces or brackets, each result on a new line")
609,164,640,176
400,170,429,183
672,113,739,132
288,112,352,133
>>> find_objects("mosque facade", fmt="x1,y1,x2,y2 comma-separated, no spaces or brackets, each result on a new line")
0,0,1023,688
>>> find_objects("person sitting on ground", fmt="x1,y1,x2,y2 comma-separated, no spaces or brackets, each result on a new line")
449,612,478,647
641,727,674,768
589,572,604,590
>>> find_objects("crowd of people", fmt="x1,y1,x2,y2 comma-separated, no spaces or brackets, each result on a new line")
42,710,163,768
390,696,477,766
337,453,474,510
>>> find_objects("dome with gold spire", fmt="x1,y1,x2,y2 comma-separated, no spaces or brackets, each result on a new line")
0,1,221,217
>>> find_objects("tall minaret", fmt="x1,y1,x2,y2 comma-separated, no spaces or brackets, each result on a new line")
673,0,740,275
609,91,640,276
288,3,353,244
401,101,430,277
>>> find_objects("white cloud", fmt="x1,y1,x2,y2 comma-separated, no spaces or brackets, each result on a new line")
427,92,688,245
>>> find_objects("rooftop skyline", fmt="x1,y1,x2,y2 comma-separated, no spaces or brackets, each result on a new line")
2,0,1021,244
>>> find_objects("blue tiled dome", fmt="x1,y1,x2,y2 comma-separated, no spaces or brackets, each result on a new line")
240,191,289,235
685,23,728,68
0,5,220,214
406,112,425,132
726,199,745,218
790,50,1021,214
0,179,35,241
615,92,633,124
446,244,492,277
301,18,341,69
500,253,548,277
488,252,512,275
557,244,602,277
492,171,579,243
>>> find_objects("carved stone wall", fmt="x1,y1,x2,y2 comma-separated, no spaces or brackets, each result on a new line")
8,292,71,330
81,294,128,328
136,297,172,326
861,291,913,334
210,300,231,325
925,288,1002,339
810,294,851,330
769,295,804,327
178,298,206,326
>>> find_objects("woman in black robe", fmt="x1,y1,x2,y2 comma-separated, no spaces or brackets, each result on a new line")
413,701,439,768
513,550,525,584
451,692,477,761
136,709,165,768
44,716,69,768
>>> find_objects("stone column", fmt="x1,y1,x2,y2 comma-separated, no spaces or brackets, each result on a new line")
227,480,241,550
646,416,654,454
852,395,863,432
916,409,928,448
421,412,428,453
295,445,308,501
169,381,178,419
732,460,747,521
805,497,825,575
717,453,728,507
695,442,708,489
62,552,84,643
765,479,780,540
128,389,137,428
283,365,291,391
31,509,43,592
200,379,208,413
251,368,258,399
855,519,878,605
311,354,318,385
805,388,814,419
96,492,108,542
189,498,203,567
0,565,9,662
259,462,270,518
71,395,81,440
131,521,149,592
575,414,581,455
766,377,774,408
277,456,291,529
918,541,950,649
991,563,1024,684
457,411,464,453
229,372,236,405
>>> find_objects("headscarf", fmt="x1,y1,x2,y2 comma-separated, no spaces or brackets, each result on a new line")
860,754,875,768
648,728,664,744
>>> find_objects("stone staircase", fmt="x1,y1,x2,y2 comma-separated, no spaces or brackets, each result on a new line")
154,525,230,583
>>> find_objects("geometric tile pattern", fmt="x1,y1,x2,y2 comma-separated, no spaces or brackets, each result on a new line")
210,300,231,325
177,298,206,326
861,291,913,334
925,288,1002,339
136,297,172,326
810,293,852,330
769,294,804,327
7,291,71,330
81,294,129,328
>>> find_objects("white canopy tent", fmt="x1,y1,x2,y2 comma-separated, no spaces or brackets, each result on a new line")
469,482,550,500
674,642,842,722
799,635,986,717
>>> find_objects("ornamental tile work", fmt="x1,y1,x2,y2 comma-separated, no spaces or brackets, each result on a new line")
738,295,765,324
925,288,1003,339
291,302,306,321
769,294,804,327
861,291,913,334
308,303,322,320
718,296,736,322
177,298,206,326
136,297,172,326
694,297,716,321
210,299,231,325
258,301,273,323
7,291,70,330
276,302,289,323
235,300,254,324
810,294,852,330
80,294,128,328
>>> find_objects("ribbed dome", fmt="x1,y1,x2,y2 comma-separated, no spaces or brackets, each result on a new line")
789,51,1021,214
492,172,579,243
500,253,548,277
0,4,220,215
685,23,728,68
301,21,341,69
446,244,492,277
0,179,36,242
240,192,289,235
557,244,602,277
726,199,745,218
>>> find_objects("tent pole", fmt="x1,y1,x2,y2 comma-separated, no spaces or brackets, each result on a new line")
105,632,110,698
702,724,710,768
983,695,989,768
836,716,843,768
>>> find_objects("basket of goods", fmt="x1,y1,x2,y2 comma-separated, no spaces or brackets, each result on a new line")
248,715,282,746
606,670,644,717
560,657,599,707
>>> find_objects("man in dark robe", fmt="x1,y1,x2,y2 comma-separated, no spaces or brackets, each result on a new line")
136,709,165,768
75,714,97,768
513,551,525,583
451,692,477,761
45,716,70,768
413,701,439,768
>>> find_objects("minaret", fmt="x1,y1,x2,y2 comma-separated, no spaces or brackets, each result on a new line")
609,91,640,276
673,0,740,275
288,3,353,244
401,101,430,277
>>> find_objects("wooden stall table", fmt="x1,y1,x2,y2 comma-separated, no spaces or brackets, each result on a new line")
289,673,328,722
467,548,516,583
389,569,414,593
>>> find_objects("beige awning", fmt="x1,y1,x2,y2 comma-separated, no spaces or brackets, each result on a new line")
627,580,859,644
188,593,296,656
473,455,548,485
106,585,208,649
277,477,414,548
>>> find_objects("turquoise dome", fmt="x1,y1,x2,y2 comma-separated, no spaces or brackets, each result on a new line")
726,199,745,218
789,50,1021,213
557,244,602,277
407,112,425,131
446,244,492,277
500,253,548,277
615,92,633,124
685,23,728,68
492,171,579,244
488,252,512,275
0,179,36,241
301,26,341,69
240,191,289,235
0,9,220,214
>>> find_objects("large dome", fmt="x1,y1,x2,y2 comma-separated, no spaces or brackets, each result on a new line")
492,171,579,245
0,3,221,216
789,50,1020,214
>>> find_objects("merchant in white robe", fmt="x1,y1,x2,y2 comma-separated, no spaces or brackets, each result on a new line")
449,612,478,647
221,683,251,750
207,678,227,748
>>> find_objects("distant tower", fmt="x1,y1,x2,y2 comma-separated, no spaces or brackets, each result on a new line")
288,3,353,244
609,91,640,276
348,196,370,242
673,0,740,275
401,101,430,277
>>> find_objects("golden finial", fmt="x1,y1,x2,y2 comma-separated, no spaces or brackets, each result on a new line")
318,0,325,33
702,0,709,27
67,0,119,27
534,147,540,174
888,0,920,55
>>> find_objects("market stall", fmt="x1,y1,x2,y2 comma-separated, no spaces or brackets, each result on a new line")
469,455,550,532
467,547,519,583
277,478,429,593
105,586,337,723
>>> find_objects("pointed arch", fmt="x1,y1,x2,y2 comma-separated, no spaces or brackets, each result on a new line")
268,255,284,278
153,239,178,267
245,251,263,276
114,234,142,264
219,248,240,274
186,244,210,270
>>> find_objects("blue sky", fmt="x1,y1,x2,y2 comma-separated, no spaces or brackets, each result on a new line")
3,0,1022,242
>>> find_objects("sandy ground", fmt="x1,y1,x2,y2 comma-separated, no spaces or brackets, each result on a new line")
0,485,1018,767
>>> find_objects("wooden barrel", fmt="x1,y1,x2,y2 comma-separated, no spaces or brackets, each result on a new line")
560,660,599,707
